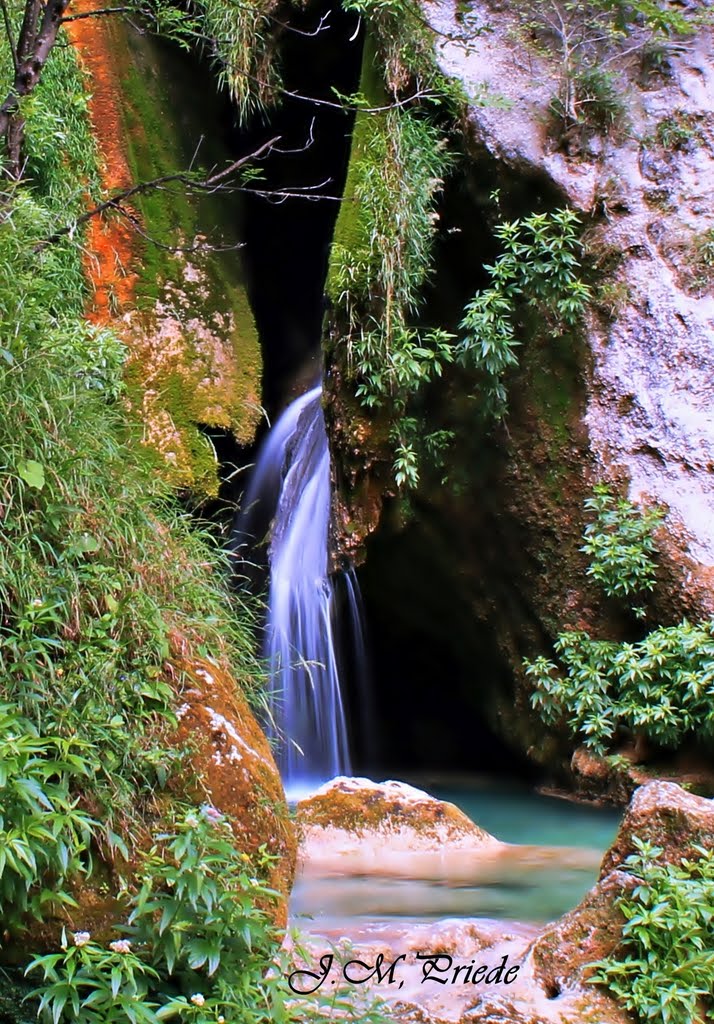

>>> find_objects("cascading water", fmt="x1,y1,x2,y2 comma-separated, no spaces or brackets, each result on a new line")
234,384,361,795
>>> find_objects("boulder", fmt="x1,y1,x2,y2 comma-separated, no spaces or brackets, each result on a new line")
600,779,714,874
170,655,297,917
296,776,503,880
530,781,713,999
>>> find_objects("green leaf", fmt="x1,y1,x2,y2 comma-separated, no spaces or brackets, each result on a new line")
17,459,45,490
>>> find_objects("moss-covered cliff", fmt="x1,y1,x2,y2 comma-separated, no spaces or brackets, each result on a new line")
68,1,262,499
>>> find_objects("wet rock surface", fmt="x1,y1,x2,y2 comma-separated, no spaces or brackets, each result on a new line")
426,0,714,602
291,780,714,1020
600,778,714,873
290,776,666,1023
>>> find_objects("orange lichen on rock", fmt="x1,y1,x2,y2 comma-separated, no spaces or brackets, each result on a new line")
64,0,138,320
7,654,295,958
172,656,297,924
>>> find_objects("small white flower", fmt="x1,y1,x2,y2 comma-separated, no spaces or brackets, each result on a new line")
190,993,205,1006
31,599,42,608
109,939,132,954
217,1017,225,1023
185,814,199,828
73,931,91,947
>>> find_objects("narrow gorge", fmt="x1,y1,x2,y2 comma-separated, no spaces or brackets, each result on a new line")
0,0,713,1021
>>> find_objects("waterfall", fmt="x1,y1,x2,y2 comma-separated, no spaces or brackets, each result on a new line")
234,384,357,795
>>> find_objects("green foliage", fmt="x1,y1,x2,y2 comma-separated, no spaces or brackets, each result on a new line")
0,0,263,936
524,0,700,134
570,66,625,129
28,809,287,1024
524,488,714,754
591,839,714,1024
581,484,664,604
330,104,456,486
335,105,457,484
28,809,388,1024
128,810,281,991
526,619,714,752
0,705,95,934
458,206,591,419
655,109,701,150
341,0,438,93
30,939,163,1024
688,227,714,294
331,107,452,358
191,0,285,121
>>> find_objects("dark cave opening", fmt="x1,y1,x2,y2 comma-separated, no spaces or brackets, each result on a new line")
343,154,573,783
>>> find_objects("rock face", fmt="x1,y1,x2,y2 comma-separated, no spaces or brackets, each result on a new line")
69,5,262,499
326,0,714,786
171,656,297,916
531,781,714,997
427,0,714,607
600,779,714,873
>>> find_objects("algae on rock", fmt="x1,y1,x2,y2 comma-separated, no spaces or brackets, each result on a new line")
70,12,262,499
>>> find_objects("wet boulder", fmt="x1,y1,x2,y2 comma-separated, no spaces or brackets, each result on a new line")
296,776,504,880
530,781,714,996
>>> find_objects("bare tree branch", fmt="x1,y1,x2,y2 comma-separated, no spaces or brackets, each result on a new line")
61,6,131,22
0,0,19,71
36,135,282,249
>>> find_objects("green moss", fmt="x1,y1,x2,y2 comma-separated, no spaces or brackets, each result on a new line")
326,33,387,306
102,19,262,494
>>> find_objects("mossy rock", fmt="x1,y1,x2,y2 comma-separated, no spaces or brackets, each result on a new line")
2,657,295,962
70,14,262,499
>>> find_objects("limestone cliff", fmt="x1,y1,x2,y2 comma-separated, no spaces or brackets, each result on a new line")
325,2,714,788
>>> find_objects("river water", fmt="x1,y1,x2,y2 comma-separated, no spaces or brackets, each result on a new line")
291,777,620,929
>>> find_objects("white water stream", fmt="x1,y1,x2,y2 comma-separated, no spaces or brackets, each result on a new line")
235,385,360,794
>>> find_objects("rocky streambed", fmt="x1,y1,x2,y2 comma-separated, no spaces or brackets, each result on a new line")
285,777,714,1024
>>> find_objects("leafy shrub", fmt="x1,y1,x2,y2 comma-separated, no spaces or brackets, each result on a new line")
329,102,455,487
525,487,714,753
591,839,714,1024
572,66,626,129
526,619,714,752
28,809,388,1024
581,484,664,604
0,705,95,933
458,206,591,419
28,809,289,1024
330,105,453,389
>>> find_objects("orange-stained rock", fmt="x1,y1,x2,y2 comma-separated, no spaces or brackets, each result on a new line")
64,0,138,321
171,655,296,922
3,657,294,959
